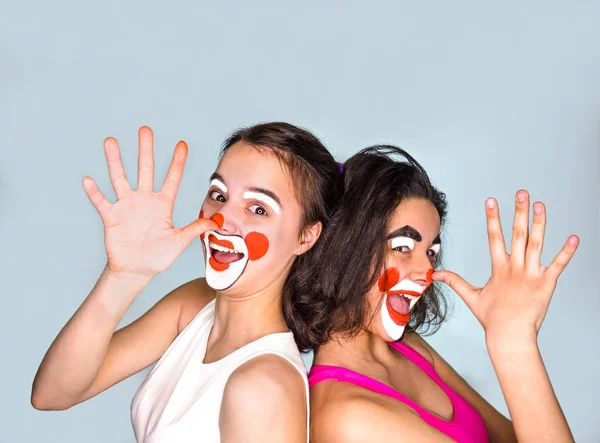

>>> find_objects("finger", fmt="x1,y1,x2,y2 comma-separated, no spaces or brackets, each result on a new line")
546,235,579,281
179,218,219,248
431,270,480,308
510,190,529,266
485,198,508,269
525,201,546,273
104,137,132,199
82,176,112,217
137,126,155,191
161,141,188,200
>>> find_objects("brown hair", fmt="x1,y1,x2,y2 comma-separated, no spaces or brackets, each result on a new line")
288,145,449,351
221,122,343,351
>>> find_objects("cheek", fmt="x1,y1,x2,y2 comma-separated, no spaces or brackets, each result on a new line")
378,268,400,292
244,232,269,261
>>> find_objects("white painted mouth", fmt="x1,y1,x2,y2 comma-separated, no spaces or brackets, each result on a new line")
203,231,249,291
381,279,428,341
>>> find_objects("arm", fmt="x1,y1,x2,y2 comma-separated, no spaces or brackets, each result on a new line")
219,354,308,443
31,127,217,410
404,333,517,443
32,274,211,410
432,190,578,442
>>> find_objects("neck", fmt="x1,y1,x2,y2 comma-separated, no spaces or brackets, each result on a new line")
315,328,397,368
205,263,293,361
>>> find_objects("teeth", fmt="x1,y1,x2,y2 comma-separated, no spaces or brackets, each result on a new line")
209,241,244,255
209,242,234,253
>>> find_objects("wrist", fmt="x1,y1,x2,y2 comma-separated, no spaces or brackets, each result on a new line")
94,265,153,315
104,265,154,288
485,328,540,360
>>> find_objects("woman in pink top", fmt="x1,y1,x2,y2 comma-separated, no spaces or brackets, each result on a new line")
289,145,578,442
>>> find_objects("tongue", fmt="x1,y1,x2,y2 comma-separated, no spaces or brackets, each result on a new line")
212,250,244,264
387,294,410,315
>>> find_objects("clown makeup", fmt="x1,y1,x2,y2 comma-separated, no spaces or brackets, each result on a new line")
243,190,281,215
372,201,442,341
199,143,307,293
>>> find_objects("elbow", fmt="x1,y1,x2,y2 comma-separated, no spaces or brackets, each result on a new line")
30,387,74,411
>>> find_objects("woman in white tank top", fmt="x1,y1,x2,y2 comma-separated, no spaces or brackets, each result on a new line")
32,123,343,442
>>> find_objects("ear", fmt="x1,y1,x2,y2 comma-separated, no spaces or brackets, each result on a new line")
295,221,323,255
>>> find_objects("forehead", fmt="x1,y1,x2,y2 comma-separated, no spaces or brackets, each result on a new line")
388,198,441,240
216,141,298,201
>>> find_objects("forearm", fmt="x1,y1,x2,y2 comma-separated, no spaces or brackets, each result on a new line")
487,335,573,443
32,266,151,409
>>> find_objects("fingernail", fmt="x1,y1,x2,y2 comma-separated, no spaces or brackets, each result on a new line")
517,191,526,202
486,198,495,209
534,203,542,215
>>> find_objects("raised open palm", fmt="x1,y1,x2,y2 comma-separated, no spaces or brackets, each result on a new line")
82,126,217,278
433,190,579,339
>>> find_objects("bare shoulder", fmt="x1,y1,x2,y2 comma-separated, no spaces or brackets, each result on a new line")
311,381,452,443
402,331,436,367
225,353,306,401
220,354,307,442
176,277,216,333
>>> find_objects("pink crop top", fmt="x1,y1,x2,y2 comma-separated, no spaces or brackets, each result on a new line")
309,341,489,442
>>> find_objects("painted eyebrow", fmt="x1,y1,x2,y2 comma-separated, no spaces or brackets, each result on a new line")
209,172,227,188
245,187,283,210
387,225,422,242
432,234,441,245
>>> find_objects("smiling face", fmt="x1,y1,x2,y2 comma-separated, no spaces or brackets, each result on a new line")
366,198,441,341
199,141,316,295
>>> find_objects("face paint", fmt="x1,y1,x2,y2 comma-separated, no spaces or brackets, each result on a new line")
243,191,281,215
210,178,228,193
201,212,271,290
378,267,433,341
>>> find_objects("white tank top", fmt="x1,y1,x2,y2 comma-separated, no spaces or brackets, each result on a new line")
130,298,309,443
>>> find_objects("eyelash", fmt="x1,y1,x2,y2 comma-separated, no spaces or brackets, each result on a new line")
209,191,268,217
249,204,268,217
393,246,440,258
209,190,226,203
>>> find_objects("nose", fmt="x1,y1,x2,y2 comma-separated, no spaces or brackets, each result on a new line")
408,252,434,287
213,201,242,235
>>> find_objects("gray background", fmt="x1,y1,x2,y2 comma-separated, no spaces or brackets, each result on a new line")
1,1,598,442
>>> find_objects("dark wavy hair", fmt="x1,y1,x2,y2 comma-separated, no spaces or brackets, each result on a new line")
289,145,449,351
220,122,343,350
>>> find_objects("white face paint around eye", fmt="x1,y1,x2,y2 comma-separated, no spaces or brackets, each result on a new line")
210,178,228,193
243,191,281,215
429,243,441,255
392,236,415,251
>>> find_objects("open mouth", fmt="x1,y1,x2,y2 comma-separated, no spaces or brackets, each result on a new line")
202,230,250,290
209,234,245,264
385,291,422,326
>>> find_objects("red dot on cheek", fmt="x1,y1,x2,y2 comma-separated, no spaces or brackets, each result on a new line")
245,232,269,261
210,213,224,228
377,268,400,292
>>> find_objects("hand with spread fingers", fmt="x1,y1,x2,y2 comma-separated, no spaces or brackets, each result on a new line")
433,189,578,443
82,126,218,279
432,190,579,342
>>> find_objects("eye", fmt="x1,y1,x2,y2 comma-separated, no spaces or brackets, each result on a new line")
249,204,268,216
427,244,441,258
391,237,414,254
210,190,226,203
